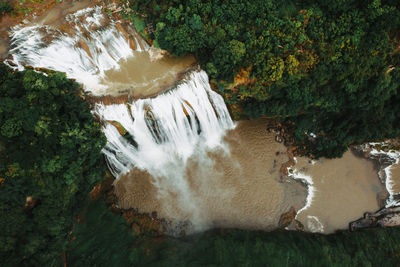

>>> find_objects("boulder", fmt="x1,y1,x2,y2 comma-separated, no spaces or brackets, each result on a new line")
279,207,297,228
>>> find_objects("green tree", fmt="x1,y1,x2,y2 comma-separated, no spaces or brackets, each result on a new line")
131,0,400,158
0,1,12,16
0,63,106,265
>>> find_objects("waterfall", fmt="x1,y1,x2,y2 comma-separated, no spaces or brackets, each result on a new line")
6,4,234,183
6,5,238,232
6,6,148,95
360,143,400,207
93,70,235,179
94,70,235,232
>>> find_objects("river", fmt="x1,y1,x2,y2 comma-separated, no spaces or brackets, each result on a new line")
114,118,306,233
2,2,395,235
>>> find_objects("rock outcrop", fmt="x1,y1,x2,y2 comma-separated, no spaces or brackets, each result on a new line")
350,206,400,231
278,207,297,228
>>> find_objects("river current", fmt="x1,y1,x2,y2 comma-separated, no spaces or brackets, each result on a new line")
4,2,397,234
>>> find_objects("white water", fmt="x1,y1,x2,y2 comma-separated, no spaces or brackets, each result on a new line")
286,162,321,232
94,70,235,179
6,6,149,94
362,143,400,207
94,70,235,231
286,152,384,234
4,4,388,234
5,5,241,231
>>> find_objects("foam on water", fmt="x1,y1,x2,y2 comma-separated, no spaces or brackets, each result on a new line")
5,5,244,232
286,162,321,232
363,143,400,207
94,70,235,231
94,70,235,179
7,6,148,94
4,5,311,233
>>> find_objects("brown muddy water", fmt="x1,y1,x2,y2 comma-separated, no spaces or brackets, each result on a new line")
0,0,95,60
99,50,196,98
0,39,7,59
293,152,385,233
34,0,94,26
389,162,400,194
5,0,195,99
114,119,306,233
113,119,386,234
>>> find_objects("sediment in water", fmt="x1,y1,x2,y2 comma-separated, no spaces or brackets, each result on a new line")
288,150,386,233
6,5,194,99
113,118,305,234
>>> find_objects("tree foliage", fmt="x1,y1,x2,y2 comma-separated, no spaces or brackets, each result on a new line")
0,1,12,16
67,198,137,267
64,196,400,266
69,209,400,267
131,0,400,158
0,64,106,266
146,228,400,266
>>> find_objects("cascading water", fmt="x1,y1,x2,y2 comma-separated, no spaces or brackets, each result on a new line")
94,70,235,179
358,143,400,207
5,5,240,232
6,6,148,94
8,4,385,235
93,70,235,232
5,6,241,232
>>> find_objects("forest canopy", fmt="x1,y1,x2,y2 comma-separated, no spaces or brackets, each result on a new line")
0,63,106,266
68,205,400,267
130,0,400,158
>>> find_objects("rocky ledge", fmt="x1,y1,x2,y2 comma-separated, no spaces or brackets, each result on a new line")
350,206,400,231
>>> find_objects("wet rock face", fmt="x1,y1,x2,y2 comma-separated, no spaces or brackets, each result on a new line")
352,143,399,184
352,144,399,209
367,153,397,183
350,206,400,230
350,212,376,231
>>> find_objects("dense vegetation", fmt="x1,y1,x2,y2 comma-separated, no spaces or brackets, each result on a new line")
0,1,12,16
146,228,400,266
0,63,106,266
130,0,400,158
67,197,137,266
68,198,400,266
